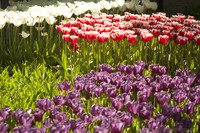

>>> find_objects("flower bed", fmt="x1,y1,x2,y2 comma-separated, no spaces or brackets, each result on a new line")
1,61,200,132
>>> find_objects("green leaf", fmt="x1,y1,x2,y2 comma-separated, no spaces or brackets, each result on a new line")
190,59,194,70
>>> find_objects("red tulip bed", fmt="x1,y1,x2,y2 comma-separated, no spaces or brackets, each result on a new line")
56,12,200,76
1,61,200,132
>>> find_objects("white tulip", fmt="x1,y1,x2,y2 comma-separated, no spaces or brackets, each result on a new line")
41,32,48,36
13,19,23,27
26,17,36,26
0,18,7,29
20,31,30,38
116,0,125,7
150,2,158,11
64,12,73,19
125,1,135,10
0,11,6,18
90,4,101,14
35,17,45,23
45,16,57,25
100,0,112,10
135,4,145,14
110,1,118,8
144,2,151,9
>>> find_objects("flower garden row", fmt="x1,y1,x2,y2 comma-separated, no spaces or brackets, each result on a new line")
56,12,200,74
1,61,200,132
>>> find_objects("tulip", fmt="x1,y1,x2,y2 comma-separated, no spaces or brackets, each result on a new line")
145,119,160,130
0,106,11,122
56,81,71,92
140,32,153,42
52,112,66,123
185,101,196,115
153,113,169,125
110,118,125,133
90,104,103,118
0,123,9,133
154,92,171,105
63,34,70,42
44,117,51,129
172,89,187,103
94,126,109,133
102,107,116,117
160,104,174,118
126,101,140,115
36,98,53,111
70,118,86,131
194,34,200,45
61,27,71,35
137,91,147,103
106,87,117,98
116,111,134,126
110,97,123,110
33,109,44,122
68,89,80,99
158,35,169,44
157,126,172,133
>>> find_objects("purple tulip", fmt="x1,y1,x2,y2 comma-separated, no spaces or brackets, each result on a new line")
110,97,123,110
150,82,161,92
18,113,34,126
92,86,103,97
116,111,134,126
36,98,53,111
142,85,152,97
175,83,191,93
99,116,110,128
0,123,9,133
139,127,153,133
102,107,116,117
12,109,27,123
150,64,159,75
172,89,187,103
120,82,132,93
156,126,172,133
0,106,11,122
126,101,140,115
75,81,85,91
70,118,86,131
44,117,51,128
12,126,30,133
138,102,154,120
116,64,126,73
188,91,200,104
145,119,160,130
50,124,69,133
158,66,167,75
132,81,147,92
33,109,44,122
135,60,148,70
137,91,147,103
185,101,196,115
90,104,104,118
117,93,131,105
78,113,94,125
153,113,169,125
125,65,134,75
184,74,196,85
74,128,91,133
110,118,125,133
176,68,189,76
14,126,46,133
154,92,171,105
122,75,134,82
110,76,123,88
56,81,71,91
68,89,80,99
174,118,192,133
133,64,144,75
53,94,66,106
106,87,117,98
94,126,109,133
156,75,171,83
144,76,153,85
49,106,62,115
52,112,66,123
171,105,183,122
70,99,84,114
161,104,174,118
85,84,96,94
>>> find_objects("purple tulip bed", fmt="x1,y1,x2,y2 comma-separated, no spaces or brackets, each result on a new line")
1,61,200,133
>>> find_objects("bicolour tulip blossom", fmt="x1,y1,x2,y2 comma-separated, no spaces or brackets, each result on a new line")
140,32,153,42
127,35,137,43
158,35,169,44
